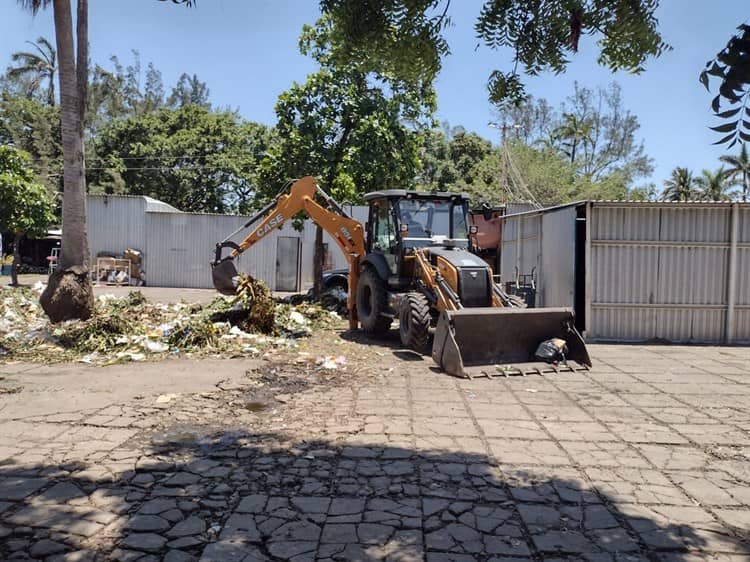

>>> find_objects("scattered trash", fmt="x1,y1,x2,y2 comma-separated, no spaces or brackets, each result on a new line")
289,311,308,325
0,277,345,366
534,338,568,363
143,340,168,353
31,281,46,295
316,355,346,370
79,352,100,364
156,393,180,404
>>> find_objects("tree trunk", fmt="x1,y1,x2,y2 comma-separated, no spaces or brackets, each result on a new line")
312,224,324,299
311,113,356,299
744,171,748,203
48,71,55,107
40,0,94,322
10,233,22,287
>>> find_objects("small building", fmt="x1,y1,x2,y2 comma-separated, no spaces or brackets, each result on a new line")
87,194,367,291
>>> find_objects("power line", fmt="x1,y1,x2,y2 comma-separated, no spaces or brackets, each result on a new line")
86,151,269,162
85,165,242,170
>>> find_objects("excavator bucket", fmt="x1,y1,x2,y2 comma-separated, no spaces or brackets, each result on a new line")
212,259,240,296
432,307,592,378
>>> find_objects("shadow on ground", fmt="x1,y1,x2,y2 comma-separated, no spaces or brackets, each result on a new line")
0,422,747,562
340,328,430,364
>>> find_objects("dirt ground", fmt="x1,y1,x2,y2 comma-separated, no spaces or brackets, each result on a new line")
0,311,749,560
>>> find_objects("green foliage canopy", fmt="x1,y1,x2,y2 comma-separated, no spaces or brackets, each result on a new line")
90,105,273,213
259,18,436,204
0,145,55,238
320,0,669,107
0,94,62,193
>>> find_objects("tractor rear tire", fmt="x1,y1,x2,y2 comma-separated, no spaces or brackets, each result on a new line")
356,267,392,335
399,292,431,352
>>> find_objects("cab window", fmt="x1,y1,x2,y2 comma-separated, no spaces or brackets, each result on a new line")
371,201,397,273
372,202,394,250
452,203,468,238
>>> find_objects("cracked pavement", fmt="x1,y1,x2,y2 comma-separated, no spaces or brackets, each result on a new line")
0,332,748,561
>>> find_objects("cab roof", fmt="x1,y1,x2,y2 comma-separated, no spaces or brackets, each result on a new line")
363,190,471,203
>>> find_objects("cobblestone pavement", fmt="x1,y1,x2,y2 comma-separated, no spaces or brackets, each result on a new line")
0,335,749,561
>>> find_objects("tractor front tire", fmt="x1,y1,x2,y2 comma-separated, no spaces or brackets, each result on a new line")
356,267,391,335
399,292,431,352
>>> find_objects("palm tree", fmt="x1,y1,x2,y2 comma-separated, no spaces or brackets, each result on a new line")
8,37,57,106
18,0,193,321
17,0,93,321
719,144,750,202
553,112,592,165
662,167,696,202
695,167,734,201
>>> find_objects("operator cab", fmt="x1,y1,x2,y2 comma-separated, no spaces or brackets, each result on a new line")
364,190,473,289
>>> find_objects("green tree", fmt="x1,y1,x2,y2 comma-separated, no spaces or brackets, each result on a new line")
17,0,193,321
415,129,457,192
497,82,653,188
0,146,56,286
261,18,435,296
321,0,669,107
91,105,271,212
0,94,62,193
554,112,592,165
662,167,696,202
417,126,640,206
143,62,165,114
695,167,734,201
7,37,57,106
719,144,750,202
168,73,211,109
17,0,95,321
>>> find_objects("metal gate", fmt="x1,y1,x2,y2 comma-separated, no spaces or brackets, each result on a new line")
275,237,300,291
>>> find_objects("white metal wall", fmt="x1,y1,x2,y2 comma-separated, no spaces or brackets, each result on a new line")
586,202,750,344
88,195,369,290
88,196,147,261
499,205,579,308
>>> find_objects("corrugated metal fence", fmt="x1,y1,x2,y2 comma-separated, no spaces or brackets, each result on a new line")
500,201,750,344
88,195,368,290
586,202,750,344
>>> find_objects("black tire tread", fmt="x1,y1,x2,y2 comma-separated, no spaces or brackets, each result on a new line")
399,292,431,352
356,267,391,335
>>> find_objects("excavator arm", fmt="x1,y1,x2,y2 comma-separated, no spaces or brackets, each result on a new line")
211,176,366,329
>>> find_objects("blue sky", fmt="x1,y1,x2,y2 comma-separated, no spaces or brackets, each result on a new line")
0,0,748,190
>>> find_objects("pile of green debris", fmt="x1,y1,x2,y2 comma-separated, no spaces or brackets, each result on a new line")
0,275,342,365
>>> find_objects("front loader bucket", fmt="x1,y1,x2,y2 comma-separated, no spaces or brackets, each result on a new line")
432,307,592,378
212,259,240,295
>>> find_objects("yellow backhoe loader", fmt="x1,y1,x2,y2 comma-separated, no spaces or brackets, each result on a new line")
212,177,591,377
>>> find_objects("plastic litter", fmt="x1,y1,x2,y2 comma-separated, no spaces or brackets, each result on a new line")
143,339,168,353
316,355,346,370
0,277,344,365
534,338,568,363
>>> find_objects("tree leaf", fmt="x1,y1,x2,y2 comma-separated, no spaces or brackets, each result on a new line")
713,131,737,145
712,95,722,113
716,106,742,119
710,121,739,133
699,70,709,90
